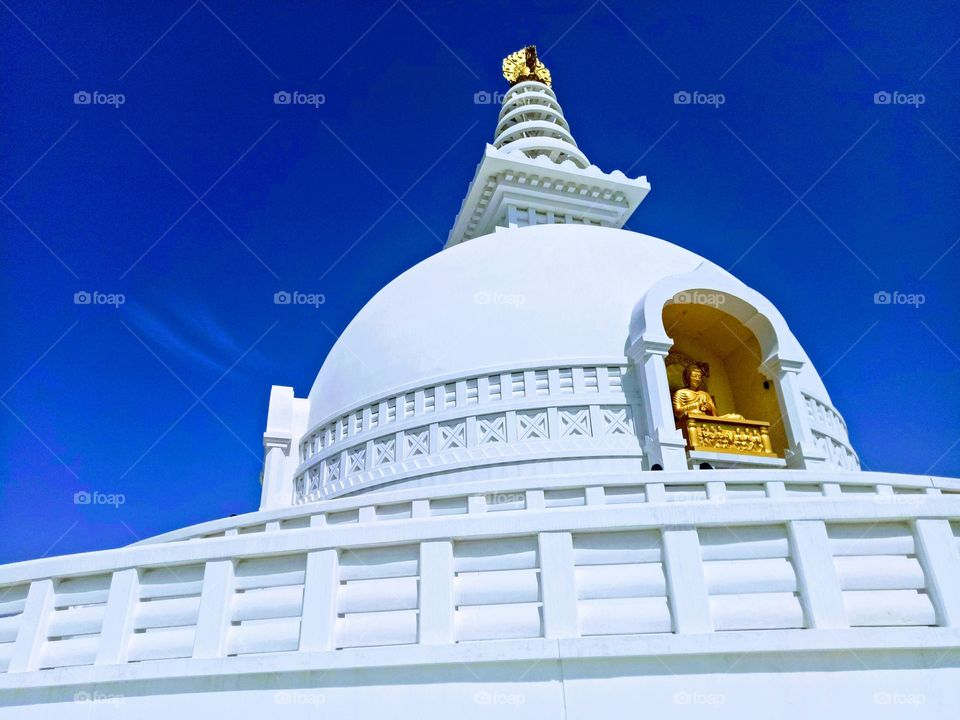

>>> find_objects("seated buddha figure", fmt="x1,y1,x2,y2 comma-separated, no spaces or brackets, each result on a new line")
672,365,742,422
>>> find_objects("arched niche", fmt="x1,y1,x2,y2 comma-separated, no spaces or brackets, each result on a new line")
662,302,787,456
627,266,825,470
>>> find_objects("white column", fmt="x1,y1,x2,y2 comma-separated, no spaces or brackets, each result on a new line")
193,559,235,658
260,385,297,509
419,540,454,645
7,578,54,673
627,337,687,470
95,568,139,665
765,358,827,469
260,439,292,508
788,520,847,629
914,519,960,627
539,532,578,638
662,527,711,633
300,549,339,651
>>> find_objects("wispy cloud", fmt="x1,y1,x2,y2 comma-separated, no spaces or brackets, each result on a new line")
124,302,271,376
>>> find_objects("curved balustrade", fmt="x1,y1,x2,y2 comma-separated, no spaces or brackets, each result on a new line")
0,470,958,688
291,364,860,504
295,363,640,501
143,469,958,545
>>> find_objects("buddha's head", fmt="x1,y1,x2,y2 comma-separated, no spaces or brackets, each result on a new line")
683,365,704,390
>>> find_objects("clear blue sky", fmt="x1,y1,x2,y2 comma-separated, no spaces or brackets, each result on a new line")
1,1,958,564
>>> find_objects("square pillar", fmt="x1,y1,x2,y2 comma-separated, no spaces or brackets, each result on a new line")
914,519,960,626
300,549,339,651
662,527,711,633
419,541,454,645
193,560,235,658
764,358,827,469
8,579,54,673
627,336,687,470
788,520,847,629
538,532,578,638
95,568,139,665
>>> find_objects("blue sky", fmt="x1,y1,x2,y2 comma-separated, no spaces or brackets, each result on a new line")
1,1,958,564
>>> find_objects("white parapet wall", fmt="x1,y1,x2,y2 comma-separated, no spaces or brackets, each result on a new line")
0,470,959,717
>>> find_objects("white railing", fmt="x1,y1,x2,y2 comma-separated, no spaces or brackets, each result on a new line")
145,469,958,544
0,471,959,682
295,363,638,501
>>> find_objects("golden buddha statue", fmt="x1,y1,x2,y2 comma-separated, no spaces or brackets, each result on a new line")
671,362,773,457
672,365,742,421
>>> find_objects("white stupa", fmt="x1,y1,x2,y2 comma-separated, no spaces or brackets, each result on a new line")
1,46,958,718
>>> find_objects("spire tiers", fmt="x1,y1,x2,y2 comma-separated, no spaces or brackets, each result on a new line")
493,81,588,168
446,47,650,248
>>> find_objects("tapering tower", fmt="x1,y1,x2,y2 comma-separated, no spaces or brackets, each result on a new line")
447,46,650,247
493,46,587,167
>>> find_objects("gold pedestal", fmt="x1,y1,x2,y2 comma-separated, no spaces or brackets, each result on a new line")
681,414,776,457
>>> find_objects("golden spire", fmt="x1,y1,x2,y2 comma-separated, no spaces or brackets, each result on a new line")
502,45,552,86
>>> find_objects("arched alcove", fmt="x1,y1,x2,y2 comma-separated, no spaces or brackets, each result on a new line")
662,301,788,457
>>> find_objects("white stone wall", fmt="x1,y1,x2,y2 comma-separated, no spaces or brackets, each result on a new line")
1,470,959,719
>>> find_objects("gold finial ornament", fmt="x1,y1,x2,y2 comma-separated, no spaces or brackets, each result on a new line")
502,45,552,86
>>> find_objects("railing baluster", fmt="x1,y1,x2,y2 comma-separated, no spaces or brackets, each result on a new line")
299,549,339,652
192,560,235,658
95,568,139,665
8,578,54,673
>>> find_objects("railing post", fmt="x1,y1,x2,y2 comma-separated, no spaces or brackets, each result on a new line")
914,518,960,626
662,527,711,633
299,549,339,651
95,568,139,665
539,532,578,638
419,540,454,645
193,559,235,658
788,520,847,629
8,578,54,673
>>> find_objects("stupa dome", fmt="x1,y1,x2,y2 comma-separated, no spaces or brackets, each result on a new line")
288,222,857,504
307,224,832,428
